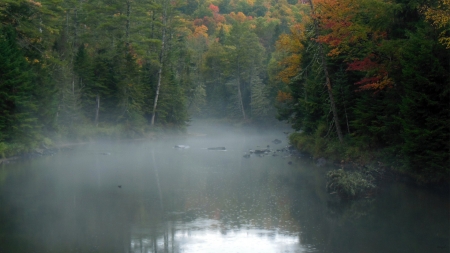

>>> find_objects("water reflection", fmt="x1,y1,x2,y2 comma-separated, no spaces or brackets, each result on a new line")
129,218,310,253
0,122,448,253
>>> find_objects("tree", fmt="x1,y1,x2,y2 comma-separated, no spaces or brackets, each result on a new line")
398,28,450,181
151,0,168,126
307,0,344,142
225,21,265,120
0,26,38,143
422,0,450,48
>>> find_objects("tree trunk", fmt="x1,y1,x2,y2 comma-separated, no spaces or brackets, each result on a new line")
307,0,344,143
236,45,246,120
150,0,167,126
95,94,100,127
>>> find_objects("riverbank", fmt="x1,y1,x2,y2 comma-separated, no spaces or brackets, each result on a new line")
288,131,450,199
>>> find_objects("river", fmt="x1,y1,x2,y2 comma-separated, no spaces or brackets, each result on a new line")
0,121,448,253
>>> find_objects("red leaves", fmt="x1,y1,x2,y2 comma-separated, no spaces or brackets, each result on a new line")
209,4,219,13
193,18,203,26
347,56,378,72
347,56,393,91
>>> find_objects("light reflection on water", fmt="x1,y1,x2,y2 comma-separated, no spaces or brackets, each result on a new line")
130,219,314,253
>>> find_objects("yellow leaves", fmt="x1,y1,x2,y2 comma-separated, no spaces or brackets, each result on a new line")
421,0,450,48
24,57,40,64
28,0,42,7
422,0,450,28
278,54,301,83
229,12,247,23
438,37,450,49
221,24,232,34
236,12,247,22
193,25,208,38
276,23,305,83
275,24,306,83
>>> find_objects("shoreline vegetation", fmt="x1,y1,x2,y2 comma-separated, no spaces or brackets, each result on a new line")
289,131,450,200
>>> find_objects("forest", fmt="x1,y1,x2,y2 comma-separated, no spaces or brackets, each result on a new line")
0,0,449,182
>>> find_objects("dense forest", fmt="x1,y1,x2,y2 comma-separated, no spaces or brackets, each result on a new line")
0,0,448,182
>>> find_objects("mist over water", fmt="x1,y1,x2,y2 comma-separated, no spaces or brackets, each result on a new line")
0,120,448,253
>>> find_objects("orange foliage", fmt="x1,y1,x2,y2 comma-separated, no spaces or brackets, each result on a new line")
193,25,208,38
276,91,293,102
313,0,360,56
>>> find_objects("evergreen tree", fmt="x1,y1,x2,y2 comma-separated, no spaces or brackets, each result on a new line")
0,27,38,143
398,27,450,181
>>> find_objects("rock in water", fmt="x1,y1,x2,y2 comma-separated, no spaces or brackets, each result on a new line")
272,139,282,144
253,149,270,154
174,145,190,149
207,147,226,151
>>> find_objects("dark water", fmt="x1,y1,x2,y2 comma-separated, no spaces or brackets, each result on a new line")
0,122,448,253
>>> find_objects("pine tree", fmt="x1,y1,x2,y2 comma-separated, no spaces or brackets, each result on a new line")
0,26,38,143
398,27,450,181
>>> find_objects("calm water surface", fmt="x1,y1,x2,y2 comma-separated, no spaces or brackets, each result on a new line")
0,122,448,253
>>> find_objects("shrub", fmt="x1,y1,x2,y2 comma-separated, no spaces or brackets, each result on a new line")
326,168,376,199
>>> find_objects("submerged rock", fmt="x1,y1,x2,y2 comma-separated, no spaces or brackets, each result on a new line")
253,149,270,154
207,147,226,151
174,145,190,149
272,139,282,144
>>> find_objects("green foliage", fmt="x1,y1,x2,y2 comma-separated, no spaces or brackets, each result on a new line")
0,142,7,158
154,72,189,129
326,168,376,199
0,26,39,144
250,76,273,121
398,27,450,182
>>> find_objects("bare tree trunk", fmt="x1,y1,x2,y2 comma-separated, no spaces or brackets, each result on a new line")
150,0,167,126
236,45,246,120
307,0,344,143
95,94,100,127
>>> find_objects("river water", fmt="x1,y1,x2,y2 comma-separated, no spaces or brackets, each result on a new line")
0,122,448,253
